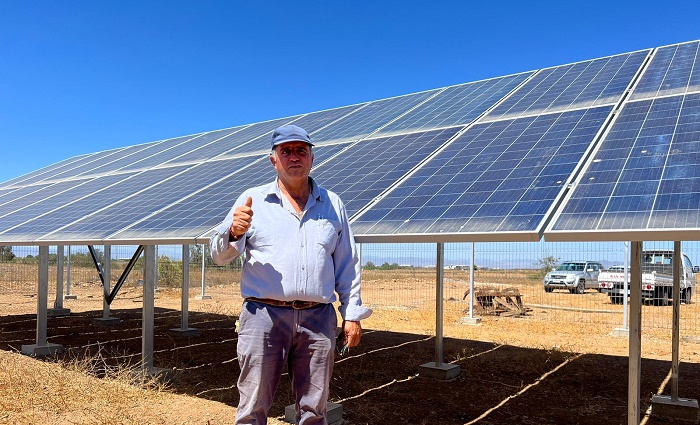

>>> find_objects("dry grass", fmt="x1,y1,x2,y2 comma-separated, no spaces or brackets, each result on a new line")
2,264,700,424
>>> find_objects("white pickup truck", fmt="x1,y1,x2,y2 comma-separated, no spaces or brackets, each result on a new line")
598,250,699,305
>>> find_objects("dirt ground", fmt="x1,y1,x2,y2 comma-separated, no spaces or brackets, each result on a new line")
2,276,700,424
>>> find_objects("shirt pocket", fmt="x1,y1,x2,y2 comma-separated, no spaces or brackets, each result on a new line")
314,219,340,268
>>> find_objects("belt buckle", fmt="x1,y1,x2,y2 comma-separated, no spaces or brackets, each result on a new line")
291,300,311,309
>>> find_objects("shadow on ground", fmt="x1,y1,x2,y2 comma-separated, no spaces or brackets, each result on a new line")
1,308,698,424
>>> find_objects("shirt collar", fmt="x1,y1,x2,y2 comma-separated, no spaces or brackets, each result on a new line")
263,177,321,201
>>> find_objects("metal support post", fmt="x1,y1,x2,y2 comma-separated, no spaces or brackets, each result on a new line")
435,242,444,367
628,241,642,425
65,245,77,299
612,241,630,337
418,243,460,380
461,242,481,325
48,245,70,316
651,241,699,419
22,246,63,356
94,245,120,325
672,241,681,400
103,245,111,318
196,243,212,300
170,244,200,336
142,245,156,372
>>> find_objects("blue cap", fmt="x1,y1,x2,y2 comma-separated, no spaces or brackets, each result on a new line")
271,125,314,150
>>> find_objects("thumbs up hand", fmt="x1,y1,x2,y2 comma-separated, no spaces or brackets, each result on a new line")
230,196,253,240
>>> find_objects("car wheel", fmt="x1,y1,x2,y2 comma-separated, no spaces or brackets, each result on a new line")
544,286,553,293
576,281,585,294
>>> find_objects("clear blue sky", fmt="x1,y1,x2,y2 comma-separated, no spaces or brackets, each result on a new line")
1,1,699,184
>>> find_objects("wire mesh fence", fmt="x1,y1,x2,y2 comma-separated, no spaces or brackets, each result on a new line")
1,240,699,338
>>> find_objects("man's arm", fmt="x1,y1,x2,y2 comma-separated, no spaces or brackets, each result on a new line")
210,194,252,265
333,200,372,326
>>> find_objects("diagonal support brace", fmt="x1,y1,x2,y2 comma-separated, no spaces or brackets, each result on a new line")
88,245,144,305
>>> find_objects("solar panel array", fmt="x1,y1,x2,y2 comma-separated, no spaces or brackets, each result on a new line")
547,40,700,241
2,41,699,245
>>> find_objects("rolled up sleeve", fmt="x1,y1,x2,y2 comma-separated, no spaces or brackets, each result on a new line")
334,204,372,322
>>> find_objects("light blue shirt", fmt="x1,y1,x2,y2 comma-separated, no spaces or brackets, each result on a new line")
210,177,372,322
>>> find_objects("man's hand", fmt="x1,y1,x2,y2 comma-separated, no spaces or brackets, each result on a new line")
342,320,362,348
230,196,253,239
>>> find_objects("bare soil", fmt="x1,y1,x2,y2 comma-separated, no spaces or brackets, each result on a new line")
2,270,700,424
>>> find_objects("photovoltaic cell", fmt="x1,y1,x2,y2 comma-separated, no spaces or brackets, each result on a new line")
352,106,613,238
313,128,461,217
631,41,700,101
550,93,700,233
484,51,648,121
311,90,439,143
375,73,532,137
110,144,349,240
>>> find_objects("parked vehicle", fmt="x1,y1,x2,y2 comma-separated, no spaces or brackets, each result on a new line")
598,250,700,305
543,261,604,294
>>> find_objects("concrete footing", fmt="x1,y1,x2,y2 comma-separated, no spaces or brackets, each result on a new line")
195,294,212,300
92,317,122,326
285,402,343,424
64,294,78,300
168,327,201,337
610,327,629,337
460,316,481,325
47,308,71,317
21,343,63,357
418,362,461,380
651,395,699,421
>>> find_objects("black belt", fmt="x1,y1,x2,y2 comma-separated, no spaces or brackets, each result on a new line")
246,297,325,310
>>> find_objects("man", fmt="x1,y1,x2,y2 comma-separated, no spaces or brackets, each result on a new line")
210,124,372,425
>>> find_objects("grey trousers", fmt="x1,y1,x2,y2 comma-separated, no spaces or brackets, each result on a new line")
235,301,337,425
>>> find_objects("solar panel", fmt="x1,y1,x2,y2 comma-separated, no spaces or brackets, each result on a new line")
45,156,264,241
0,181,90,217
0,167,189,241
375,73,533,137
313,128,461,216
311,90,439,143
0,183,53,205
547,93,700,240
55,136,199,180
109,144,350,241
351,106,613,240
117,126,246,172
2,41,699,245
0,153,93,189
9,148,132,187
0,173,135,236
484,51,649,121
170,117,296,164
631,41,700,101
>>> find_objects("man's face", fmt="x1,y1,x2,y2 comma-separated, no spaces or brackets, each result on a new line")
270,141,314,182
